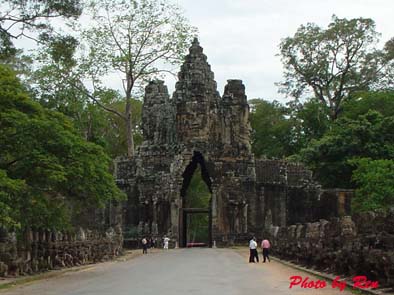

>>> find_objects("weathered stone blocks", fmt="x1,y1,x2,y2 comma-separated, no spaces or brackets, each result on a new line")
269,211,394,289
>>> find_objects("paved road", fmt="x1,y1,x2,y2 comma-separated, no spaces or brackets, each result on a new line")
1,248,353,295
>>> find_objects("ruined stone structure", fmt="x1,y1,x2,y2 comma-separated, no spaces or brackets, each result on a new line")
0,227,123,277
269,210,394,290
115,38,351,247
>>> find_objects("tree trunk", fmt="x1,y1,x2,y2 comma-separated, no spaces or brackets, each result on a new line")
125,97,134,158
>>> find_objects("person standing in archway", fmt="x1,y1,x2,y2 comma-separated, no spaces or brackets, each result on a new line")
141,237,148,254
163,236,170,250
261,238,271,263
249,237,259,263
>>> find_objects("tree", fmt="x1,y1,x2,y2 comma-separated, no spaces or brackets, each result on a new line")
249,99,294,158
279,15,393,120
287,98,331,153
29,35,143,158
300,111,394,188
0,65,125,230
0,0,82,43
0,169,25,228
341,90,394,119
351,158,394,212
249,98,330,159
184,166,210,243
0,1,82,81
73,0,197,157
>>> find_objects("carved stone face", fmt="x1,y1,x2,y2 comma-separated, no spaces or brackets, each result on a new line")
340,216,356,237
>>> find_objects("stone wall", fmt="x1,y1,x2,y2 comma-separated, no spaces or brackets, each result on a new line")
0,227,123,277
116,38,351,247
268,209,394,289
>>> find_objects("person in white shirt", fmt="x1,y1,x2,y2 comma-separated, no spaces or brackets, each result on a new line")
141,238,148,254
249,237,259,263
163,236,170,250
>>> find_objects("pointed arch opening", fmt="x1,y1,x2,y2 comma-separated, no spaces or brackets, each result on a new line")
179,151,212,247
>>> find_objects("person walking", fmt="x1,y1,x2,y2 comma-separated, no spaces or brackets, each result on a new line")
249,237,259,263
163,236,170,250
141,237,148,254
261,238,271,263
149,237,154,249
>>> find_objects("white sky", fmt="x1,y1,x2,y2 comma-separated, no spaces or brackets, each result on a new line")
167,0,394,102
9,0,394,102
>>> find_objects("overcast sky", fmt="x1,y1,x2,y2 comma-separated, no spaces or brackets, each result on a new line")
167,0,394,102
9,0,394,102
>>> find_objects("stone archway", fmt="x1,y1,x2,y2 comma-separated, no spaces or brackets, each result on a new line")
115,39,323,248
179,151,213,247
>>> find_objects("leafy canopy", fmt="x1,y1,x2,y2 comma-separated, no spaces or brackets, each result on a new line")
0,65,125,230
351,158,394,212
249,98,330,159
279,15,393,120
73,0,197,156
300,110,394,188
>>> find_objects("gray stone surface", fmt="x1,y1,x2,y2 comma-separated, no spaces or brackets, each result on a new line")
1,248,354,295
116,39,336,247
0,228,123,277
269,210,394,290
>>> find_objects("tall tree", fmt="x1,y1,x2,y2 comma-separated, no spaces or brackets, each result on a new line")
0,0,82,43
288,98,331,148
279,15,393,120
29,35,143,158
249,99,294,158
300,111,394,188
73,0,197,157
0,64,125,230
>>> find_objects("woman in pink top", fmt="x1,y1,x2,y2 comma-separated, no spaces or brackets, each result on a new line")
261,239,271,263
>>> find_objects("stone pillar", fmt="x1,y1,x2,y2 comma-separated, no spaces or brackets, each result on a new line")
243,203,248,233
152,199,158,235
170,200,178,236
211,189,217,221
279,190,287,227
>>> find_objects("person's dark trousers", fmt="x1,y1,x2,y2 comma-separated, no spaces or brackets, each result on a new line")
249,249,254,262
143,245,147,254
253,249,259,262
263,248,270,262
249,249,259,262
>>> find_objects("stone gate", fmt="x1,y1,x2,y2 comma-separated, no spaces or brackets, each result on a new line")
115,38,352,246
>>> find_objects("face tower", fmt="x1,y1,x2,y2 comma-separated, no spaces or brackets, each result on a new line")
115,39,321,247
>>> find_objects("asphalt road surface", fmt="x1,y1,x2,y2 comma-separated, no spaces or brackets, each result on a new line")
1,248,354,295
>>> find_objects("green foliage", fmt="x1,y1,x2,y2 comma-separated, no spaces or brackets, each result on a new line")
0,169,25,228
250,98,330,159
279,15,392,120
341,91,394,119
250,99,293,158
99,98,143,158
351,158,394,212
184,166,210,243
80,0,197,85
290,99,331,145
184,166,210,209
187,213,209,243
30,40,143,158
0,65,125,230
75,0,197,156
0,0,82,41
0,31,17,61
300,110,394,188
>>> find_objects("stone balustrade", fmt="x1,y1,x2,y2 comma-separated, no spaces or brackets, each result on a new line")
268,209,394,289
0,227,123,277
